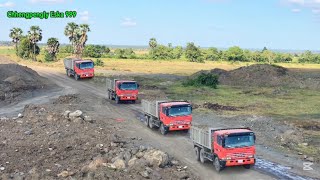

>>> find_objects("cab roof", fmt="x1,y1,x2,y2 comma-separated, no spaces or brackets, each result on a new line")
161,101,190,107
215,128,253,135
75,59,93,63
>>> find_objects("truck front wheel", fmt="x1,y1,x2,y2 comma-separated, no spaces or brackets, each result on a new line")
194,147,200,161
160,123,168,135
115,95,120,104
214,157,223,172
148,118,155,129
200,148,207,163
74,74,79,81
243,164,251,169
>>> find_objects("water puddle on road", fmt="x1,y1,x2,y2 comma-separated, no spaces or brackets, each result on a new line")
254,158,317,180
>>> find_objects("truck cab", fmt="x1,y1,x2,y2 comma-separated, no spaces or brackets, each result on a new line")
159,102,192,133
115,80,139,102
73,60,94,79
212,129,256,170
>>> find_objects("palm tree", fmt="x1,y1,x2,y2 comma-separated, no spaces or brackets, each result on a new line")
149,38,157,49
9,27,23,54
46,38,60,61
28,26,42,61
64,22,79,54
74,24,90,58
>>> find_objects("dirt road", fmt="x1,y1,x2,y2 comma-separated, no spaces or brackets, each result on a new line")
1,66,319,180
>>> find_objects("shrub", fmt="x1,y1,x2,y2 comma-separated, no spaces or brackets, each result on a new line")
183,73,219,89
95,59,104,67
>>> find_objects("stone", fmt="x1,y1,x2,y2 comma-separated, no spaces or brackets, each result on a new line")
63,110,71,119
139,170,150,179
69,110,83,120
57,171,74,178
306,157,314,162
171,160,179,166
87,158,106,171
73,117,83,123
110,142,118,147
143,149,169,167
24,130,33,135
177,171,189,179
136,152,144,159
0,167,5,171
131,148,139,155
18,113,23,118
124,151,132,162
128,157,138,167
139,145,147,152
84,116,94,123
112,159,126,170
301,143,308,146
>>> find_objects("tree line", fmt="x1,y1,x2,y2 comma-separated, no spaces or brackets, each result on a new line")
9,25,320,64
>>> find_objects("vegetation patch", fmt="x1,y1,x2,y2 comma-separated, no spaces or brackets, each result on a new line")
183,73,219,89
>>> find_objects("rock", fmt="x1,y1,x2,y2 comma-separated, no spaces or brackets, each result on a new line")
0,117,9,121
124,151,132,162
57,171,74,178
106,163,117,170
87,158,107,171
298,152,303,155
306,157,314,162
143,149,169,167
110,142,118,147
301,143,308,146
112,159,126,170
73,117,83,123
24,130,33,135
0,167,5,171
131,148,139,155
139,170,150,179
136,152,144,159
69,110,83,120
63,110,71,119
128,157,138,167
303,155,308,159
84,115,94,123
139,145,147,152
171,160,179,166
18,113,23,118
46,115,54,121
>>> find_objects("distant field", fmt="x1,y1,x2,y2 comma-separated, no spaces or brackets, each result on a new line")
1,47,320,75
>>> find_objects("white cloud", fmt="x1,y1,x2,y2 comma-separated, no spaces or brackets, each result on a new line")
291,8,302,12
287,0,305,5
30,0,67,4
0,1,15,7
121,18,137,27
79,11,89,22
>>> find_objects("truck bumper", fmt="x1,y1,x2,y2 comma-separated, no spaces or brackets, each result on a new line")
80,73,94,78
168,124,191,131
120,96,137,101
224,158,255,167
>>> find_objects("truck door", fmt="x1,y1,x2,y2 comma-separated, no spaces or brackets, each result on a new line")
213,134,224,159
159,105,167,125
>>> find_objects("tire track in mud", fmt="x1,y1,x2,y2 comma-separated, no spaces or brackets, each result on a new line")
19,68,319,180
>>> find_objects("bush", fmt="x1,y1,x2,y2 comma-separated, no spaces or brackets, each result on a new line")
44,51,55,61
95,59,104,67
185,42,204,63
183,73,219,89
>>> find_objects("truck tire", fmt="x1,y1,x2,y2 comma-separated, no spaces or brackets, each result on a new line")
74,74,79,81
160,123,168,135
243,164,251,169
144,116,149,126
66,69,70,77
194,147,200,161
132,100,136,104
115,95,120,104
214,156,223,172
200,148,207,163
148,118,155,129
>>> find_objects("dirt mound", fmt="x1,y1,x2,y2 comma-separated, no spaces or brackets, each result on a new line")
0,96,197,180
192,64,299,87
0,63,53,106
193,102,239,111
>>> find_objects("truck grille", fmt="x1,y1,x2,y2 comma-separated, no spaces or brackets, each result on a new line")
175,121,186,125
227,153,251,158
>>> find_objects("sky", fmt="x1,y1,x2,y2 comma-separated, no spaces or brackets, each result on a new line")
0,0,320,50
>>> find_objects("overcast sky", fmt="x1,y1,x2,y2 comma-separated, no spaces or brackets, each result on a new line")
0,0,319,50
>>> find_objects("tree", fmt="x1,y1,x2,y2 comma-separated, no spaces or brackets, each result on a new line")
172,46,183,59
149,38,157,49
203,47,220,61
261,50,275,64
27,26,42,61
262,46,268,52
73,24,90,58
225,46,244,61
64,22,79,54
9,27,23,55
45,38,60,61
185,42,203,63
17,37,39,59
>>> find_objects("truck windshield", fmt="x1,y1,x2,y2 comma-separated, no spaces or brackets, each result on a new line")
168,106,192,116
119,82,138,90
224,134,254,148
80,62,94,69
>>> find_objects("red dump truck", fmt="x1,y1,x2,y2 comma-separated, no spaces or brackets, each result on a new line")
106,78,139,104
142,100,192,135
64,58,94,80
190,126,256,172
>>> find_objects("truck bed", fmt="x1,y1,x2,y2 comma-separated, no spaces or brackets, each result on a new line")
64,58,76,70
190,126,213,150
141,100,166,118
106,78,116,91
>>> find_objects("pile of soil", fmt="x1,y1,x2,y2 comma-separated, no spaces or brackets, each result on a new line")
0,63,53,106
192,64,309,88
0,95,197,180
193,102,239,111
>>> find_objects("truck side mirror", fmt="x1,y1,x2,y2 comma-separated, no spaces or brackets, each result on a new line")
137,84,140,88
254,135,256,141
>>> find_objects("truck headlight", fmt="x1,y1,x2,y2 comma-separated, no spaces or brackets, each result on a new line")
226,157,231,160
169,123,173,126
